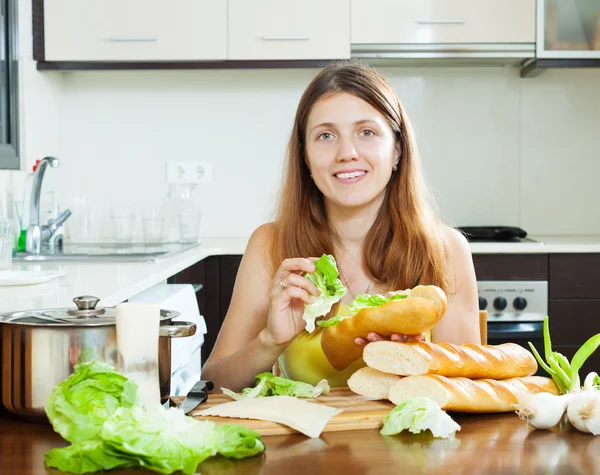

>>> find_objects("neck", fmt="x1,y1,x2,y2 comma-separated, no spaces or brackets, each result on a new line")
325,192,385,251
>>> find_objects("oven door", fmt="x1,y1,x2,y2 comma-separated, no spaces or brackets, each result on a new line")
487,321,547,377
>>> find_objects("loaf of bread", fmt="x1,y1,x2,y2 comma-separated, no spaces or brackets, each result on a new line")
321,285,448,371
363,341,538,379
347,367,402,399
388,375,559,413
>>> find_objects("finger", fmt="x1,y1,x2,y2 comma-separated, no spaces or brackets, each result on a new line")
354,337,369,347
391,333,408,342
276,258,317,281
367,332,386,342
279,286,312,305
282,273,321,297
406,333,426,342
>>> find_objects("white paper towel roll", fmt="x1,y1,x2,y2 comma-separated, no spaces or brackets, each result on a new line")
115,302,161,407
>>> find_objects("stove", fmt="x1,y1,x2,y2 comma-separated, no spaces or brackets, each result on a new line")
478,280,548,322
478,280,548,375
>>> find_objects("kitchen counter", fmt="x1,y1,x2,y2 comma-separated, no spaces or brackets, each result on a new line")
0,238,248,313
0,412,596,474
469,235,600,255
2,234,599,314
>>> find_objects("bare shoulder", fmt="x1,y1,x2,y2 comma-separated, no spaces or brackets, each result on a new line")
442,226,471,256
244,222,275,269
441,225,476,291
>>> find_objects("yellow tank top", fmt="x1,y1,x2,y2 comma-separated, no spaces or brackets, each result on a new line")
276,305,431,387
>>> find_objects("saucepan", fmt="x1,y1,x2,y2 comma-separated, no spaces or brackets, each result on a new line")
0,295,196,422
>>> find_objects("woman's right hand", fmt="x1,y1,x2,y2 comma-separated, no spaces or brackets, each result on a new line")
260,257,321,348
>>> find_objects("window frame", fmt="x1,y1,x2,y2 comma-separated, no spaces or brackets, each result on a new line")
0,0,19,170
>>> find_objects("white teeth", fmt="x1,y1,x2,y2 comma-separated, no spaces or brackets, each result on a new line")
336,171,366,179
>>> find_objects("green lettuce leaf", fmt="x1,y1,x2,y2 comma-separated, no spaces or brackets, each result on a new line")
302,254,347,332
380,397,461,439
101,405,220,475
45,363,265,474
44,440,136,474
214,425,266,459
316,293,407,328
45,361,141,443
222,372,330,401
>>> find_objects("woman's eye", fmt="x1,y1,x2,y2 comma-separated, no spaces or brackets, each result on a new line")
360,129,375,137
318,132,333,140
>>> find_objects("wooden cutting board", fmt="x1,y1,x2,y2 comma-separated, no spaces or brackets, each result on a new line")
171,387,395,436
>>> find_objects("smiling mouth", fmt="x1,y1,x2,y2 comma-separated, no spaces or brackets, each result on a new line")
334,171,367,179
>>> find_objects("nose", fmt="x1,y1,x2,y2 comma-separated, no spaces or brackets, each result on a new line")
336,135,358,162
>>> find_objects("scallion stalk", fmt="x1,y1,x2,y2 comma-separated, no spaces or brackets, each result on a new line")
569,334,600,392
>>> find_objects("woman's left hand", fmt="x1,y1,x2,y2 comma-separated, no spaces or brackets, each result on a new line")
354,332,425,347
354,289,425,347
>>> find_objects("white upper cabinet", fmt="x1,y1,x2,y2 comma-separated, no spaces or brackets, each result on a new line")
43,0,227,61
351,0,536,45
228,0,351,60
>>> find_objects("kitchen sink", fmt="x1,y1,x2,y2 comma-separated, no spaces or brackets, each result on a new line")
12,242,200,262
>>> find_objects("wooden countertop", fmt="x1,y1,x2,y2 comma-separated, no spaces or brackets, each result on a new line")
1,412,598,474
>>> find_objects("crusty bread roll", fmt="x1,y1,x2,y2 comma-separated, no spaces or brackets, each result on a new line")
363,341,538,379
388,375,559,413
321,285,448,371
347,367,402,399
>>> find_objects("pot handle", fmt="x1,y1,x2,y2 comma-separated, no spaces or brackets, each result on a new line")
159,321,197,338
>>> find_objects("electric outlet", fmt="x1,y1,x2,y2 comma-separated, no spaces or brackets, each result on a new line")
166,161,213,184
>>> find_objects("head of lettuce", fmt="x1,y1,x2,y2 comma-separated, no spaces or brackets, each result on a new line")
44,361,265,474
302,254,347,333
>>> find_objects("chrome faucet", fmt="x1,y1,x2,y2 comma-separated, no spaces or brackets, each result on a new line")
25,157,72,255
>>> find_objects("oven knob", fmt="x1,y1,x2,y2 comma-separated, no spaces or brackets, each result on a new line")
478,297,488,310
493,297,507,311
513,297,527,311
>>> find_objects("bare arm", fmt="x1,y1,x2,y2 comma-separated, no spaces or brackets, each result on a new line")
431,227,481,345
201,225,281,391
201,224,319,392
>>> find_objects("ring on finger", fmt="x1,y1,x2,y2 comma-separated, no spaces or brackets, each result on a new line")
279,280,287,290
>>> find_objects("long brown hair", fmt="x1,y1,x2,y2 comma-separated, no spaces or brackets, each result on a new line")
269,62,451,294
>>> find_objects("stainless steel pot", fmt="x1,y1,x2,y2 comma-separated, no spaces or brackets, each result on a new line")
0,295,196,422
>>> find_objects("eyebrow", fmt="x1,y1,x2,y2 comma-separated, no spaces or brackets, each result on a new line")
309,119,379,134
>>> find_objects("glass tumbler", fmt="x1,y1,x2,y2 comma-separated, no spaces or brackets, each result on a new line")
0,220,13,270
111,205,136,243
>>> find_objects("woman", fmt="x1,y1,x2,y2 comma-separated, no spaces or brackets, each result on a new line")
202,62,480,392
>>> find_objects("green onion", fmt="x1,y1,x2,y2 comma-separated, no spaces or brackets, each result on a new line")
583,372,600,390
528,341,555,377
546,355,570,394
569,334,600,392
555,353,571,375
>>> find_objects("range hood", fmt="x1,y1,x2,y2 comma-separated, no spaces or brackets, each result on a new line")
350,0,600,76
351,43,535,68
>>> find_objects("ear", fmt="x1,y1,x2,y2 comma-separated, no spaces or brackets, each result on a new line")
395,142,402,163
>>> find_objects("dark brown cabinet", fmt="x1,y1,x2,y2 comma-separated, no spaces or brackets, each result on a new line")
168,255,242,365
548,254,600,379
171,252,600,380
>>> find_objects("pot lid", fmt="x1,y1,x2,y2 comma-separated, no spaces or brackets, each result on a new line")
0,295,180,327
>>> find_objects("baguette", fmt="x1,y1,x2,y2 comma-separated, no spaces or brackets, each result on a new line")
363,341,538,379
347,367,402,399
321,285,448,371
388,375,559,413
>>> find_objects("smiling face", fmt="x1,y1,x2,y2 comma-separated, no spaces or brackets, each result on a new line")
304,92,399,211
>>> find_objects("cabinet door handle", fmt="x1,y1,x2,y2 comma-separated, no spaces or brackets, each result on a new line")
107,37,158,42
261,36,311,42
415,20,466,25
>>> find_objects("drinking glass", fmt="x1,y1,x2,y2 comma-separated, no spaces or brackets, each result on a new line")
111,205,136,243
177,205,202,243
141,205,165,243
0,220,14,270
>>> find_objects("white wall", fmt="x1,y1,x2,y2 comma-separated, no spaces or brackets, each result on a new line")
40,66,599,239
2,2,600,239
